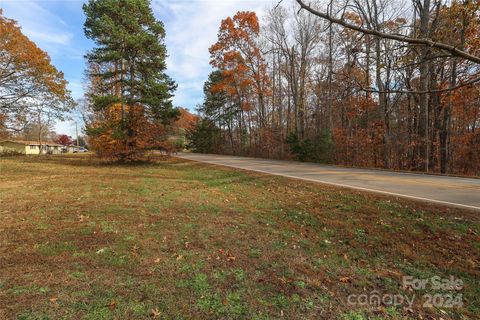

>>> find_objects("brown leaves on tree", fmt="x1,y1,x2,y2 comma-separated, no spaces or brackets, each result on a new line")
87,103,169,161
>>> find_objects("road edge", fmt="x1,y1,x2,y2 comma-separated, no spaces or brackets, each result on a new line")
176,155,480,212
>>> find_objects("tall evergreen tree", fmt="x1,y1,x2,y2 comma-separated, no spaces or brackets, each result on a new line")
83,0,178,160
198,71,229,124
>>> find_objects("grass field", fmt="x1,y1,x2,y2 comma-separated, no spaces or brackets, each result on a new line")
0,154,478,319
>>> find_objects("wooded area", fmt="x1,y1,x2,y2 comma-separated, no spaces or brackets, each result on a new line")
2,0,479,174
190,0,480,175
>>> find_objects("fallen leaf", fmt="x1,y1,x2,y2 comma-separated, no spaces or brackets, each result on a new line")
108,300,117,310
467,259,477,268
151,308,161,317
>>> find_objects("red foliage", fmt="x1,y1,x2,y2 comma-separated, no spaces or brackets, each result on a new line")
55,134,74,146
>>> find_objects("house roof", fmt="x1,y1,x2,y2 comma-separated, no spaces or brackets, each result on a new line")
0,140,63,147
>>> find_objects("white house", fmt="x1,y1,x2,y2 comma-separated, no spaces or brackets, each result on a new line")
0,140,65,155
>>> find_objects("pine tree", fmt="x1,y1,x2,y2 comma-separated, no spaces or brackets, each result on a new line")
83,0,178,160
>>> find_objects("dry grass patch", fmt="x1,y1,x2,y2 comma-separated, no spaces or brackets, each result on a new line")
0,154,478,319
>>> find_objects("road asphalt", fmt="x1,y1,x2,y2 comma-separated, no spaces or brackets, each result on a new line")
176,152,480,211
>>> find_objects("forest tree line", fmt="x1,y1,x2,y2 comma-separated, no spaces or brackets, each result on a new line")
189,0,480,175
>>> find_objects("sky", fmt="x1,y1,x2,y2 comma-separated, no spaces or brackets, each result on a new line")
0,0,275,136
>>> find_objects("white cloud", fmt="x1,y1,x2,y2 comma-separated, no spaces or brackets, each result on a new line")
1,0,279,113
1,0,74,50
54,120,77,138
152,0,274,110
67,81,84,100
23,29,73,46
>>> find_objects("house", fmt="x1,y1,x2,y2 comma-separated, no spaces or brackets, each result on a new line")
67,145,78,153
0,140,64,155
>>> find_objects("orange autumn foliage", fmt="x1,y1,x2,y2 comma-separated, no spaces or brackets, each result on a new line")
196,1,480,176
209,11,271,112
173,108,199,131
0,10,68,98
1,9,71,137
88,103,167,161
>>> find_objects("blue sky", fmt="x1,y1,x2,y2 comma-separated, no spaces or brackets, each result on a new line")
0,0,272,136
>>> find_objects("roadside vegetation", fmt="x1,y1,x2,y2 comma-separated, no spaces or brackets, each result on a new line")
190,1,480,176
0,154,478,319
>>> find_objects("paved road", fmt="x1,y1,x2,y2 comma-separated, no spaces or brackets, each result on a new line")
177,153,480,211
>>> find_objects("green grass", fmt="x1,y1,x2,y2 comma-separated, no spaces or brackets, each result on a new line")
0,154,478,319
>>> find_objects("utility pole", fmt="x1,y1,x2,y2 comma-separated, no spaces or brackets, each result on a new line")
75,122,80,148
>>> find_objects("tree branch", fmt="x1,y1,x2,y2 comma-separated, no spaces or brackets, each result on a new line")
295,0,480,65
353,74,480,94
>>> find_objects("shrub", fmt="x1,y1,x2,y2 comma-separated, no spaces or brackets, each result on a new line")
285,131,334,163
187,119,221,154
